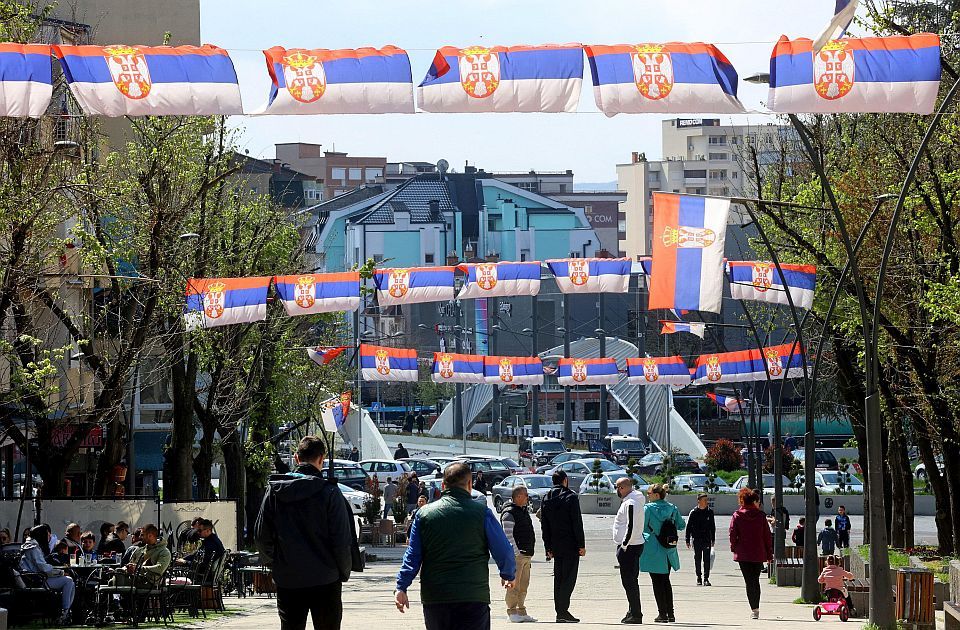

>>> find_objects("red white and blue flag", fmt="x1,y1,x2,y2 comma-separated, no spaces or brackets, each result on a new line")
585,43,744,116
275,272,360,316
557,357,620,386
813,0,859,53
768,34,940,114
417,44,583,113
321,392,352,432
373,266,456,306
360,344,418,382
626,356,692,386
0,44,52,117
727,262,817,310
706,392,746,413
660,320,706,339
258,46,414,114
432,352,486,384
692,344,807,385
649,193,729,313
307,346,348,366
53,44,242,116
483,356,544,386
546,258,631,294
183,277,270,330
457,261,541,299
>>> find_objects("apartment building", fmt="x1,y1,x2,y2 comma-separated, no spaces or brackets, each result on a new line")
274,143,387,200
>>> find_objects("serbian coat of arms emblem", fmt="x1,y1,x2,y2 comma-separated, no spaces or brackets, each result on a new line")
459,47,500,99
814,41,854,100
282,50,326,103
104,45,151,100
631,44,673,101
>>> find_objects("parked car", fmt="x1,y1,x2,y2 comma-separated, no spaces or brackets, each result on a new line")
813,470,864,494
519,437,567,467
336,483,371,515
602,435,648,464
731,474,794,495
635,451,700,476
359,459,413,491
422,477,488,507
456,457,513,487
915,456,944,480
578,470,649,495
535,451,604,474
491,474,553,512
330,459,370,491
790,448,840,471
400,458,443,479
671,474,734,494
430,456,464,470
464,455,528,475
548,458,622,492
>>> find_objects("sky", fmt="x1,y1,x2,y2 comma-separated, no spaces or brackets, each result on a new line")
200,1,842,183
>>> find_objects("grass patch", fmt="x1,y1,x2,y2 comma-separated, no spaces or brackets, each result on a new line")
857,545,912,569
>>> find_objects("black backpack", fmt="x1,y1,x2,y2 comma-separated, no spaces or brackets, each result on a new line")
657,515,680,547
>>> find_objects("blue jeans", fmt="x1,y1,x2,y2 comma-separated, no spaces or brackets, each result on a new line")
46,574,75,611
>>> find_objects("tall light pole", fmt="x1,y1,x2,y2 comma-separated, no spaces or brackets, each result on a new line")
562,294,572,442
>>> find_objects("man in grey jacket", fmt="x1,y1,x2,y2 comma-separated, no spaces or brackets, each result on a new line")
612,476,645,624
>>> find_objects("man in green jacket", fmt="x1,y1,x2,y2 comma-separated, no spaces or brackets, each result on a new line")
395,462,516,630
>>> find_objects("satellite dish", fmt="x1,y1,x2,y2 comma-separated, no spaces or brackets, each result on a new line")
437,159,449,175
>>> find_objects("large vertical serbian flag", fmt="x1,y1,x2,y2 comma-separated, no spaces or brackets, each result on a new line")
432,352,485,384
0,44,52,117
546,258,631,294
692,344,806,385
275,272,360,316
183,277,270,330
727,262,817,309
53,44,242,116
258,46,414,114
649,193,729,313
360,344,418,382
767,34,940,114
585,43,744,116
483,356,544,386
626,356,692,386
557,357,620,386
457,261,541,299
417,44,583,113
373,266,456,306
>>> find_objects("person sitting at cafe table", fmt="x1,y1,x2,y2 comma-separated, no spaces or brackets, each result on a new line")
113,524,170,588
0,528,11,545
21,525,75,625
120,528,143,565
47,539,72,566
80,531,97,559
175,518,225,576
63,523,82,554
97,521,128,557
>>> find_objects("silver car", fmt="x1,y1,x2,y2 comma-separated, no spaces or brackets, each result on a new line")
491,474,553,513
671,474,734,494
548,458,623,492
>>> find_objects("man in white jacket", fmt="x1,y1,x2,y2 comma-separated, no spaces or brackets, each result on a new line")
612,476,645,624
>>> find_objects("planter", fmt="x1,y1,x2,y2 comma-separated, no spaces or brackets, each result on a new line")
850,550,869,580
578,493,619,515
951,560,960,603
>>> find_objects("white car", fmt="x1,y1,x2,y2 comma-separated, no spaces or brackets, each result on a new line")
578,471,648,495
337,483,371,515
359,459,413,491
810,471,864,494
731,474,794,495
671,474,734,494
915,457,944,479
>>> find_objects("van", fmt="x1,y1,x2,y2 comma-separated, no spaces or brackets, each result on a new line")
519,437,567,467
602,435,647,464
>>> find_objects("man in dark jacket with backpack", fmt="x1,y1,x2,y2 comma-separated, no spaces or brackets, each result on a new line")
541,470,586,623
685,493,716,586
256,436,354,630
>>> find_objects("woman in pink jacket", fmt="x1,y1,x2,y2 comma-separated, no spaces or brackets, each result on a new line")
729,488,773,619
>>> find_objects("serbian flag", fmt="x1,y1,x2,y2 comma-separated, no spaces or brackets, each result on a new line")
275,272,360,316
373,266,455,306
53,44,242,116
432,352,485,384
183,277,270,330
417,44,583,113
258,46,414,114
307,346,348,366
360,344,418,382
633,256,652,277
661,320,706,339
813,0,859,53
557,357,620,386
0,44,52,117
768,34,940,114
585,43,744,116
483,356,544,386
626,356,692,386
692,344,806,385
546,258,631,294
457,261,541,299
706,392,746,413
649,193,729,313
727,261,817,309
321,392,352,432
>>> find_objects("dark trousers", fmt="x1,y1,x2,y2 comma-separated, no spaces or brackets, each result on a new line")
276,581,342,630
553,554,580,615
423,602,490,630
617,545,643,616
738,561,764,610
837,530,850,549
692,540,711,579
649,572,674,617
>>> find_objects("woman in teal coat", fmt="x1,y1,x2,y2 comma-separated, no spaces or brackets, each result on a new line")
640,483,686,622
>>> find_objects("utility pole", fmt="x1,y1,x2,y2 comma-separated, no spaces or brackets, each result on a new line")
598,292,608,438
530,294,540,437
453,300,464,439
562,294,572,442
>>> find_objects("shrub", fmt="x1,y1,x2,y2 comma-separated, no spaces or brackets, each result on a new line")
763,444,796,474
705,438,741,471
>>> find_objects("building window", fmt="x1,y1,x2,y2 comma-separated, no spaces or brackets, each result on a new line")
365,167,383,182
558,184,568,193
583,205,593,214
618,219,626,232
708,153,728,160
683,170,707,178
732,172,738,179
649,173,660,183
424,253,435,264
372,254,384,263
348,168,362,180
516,182,538,192
331,167,346,180
708,136,727,145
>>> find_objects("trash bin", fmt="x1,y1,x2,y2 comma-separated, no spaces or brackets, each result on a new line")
896,567,935,630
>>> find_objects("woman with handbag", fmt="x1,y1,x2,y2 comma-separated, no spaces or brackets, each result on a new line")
729,487,773,619
639,483,686,623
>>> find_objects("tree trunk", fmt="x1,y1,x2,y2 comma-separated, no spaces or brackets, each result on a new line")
916,435,951,553
941,441,960,554
887,415,913,548
93,412,127,496
165,326,197,501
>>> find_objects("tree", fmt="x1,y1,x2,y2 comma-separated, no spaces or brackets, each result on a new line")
705,438,742,472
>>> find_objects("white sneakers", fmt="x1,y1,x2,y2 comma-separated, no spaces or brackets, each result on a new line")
751,610,760,619
509,613,538,623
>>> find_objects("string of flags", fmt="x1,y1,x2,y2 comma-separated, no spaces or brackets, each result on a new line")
0,32,943,118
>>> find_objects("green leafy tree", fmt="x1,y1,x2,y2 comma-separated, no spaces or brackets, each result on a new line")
705,438,742,472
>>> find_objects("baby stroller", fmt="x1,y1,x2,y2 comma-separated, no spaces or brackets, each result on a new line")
813,589,850,622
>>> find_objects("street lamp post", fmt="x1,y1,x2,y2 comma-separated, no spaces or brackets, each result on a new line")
562,294,573,442
530,296,540,438
598,292,608,438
